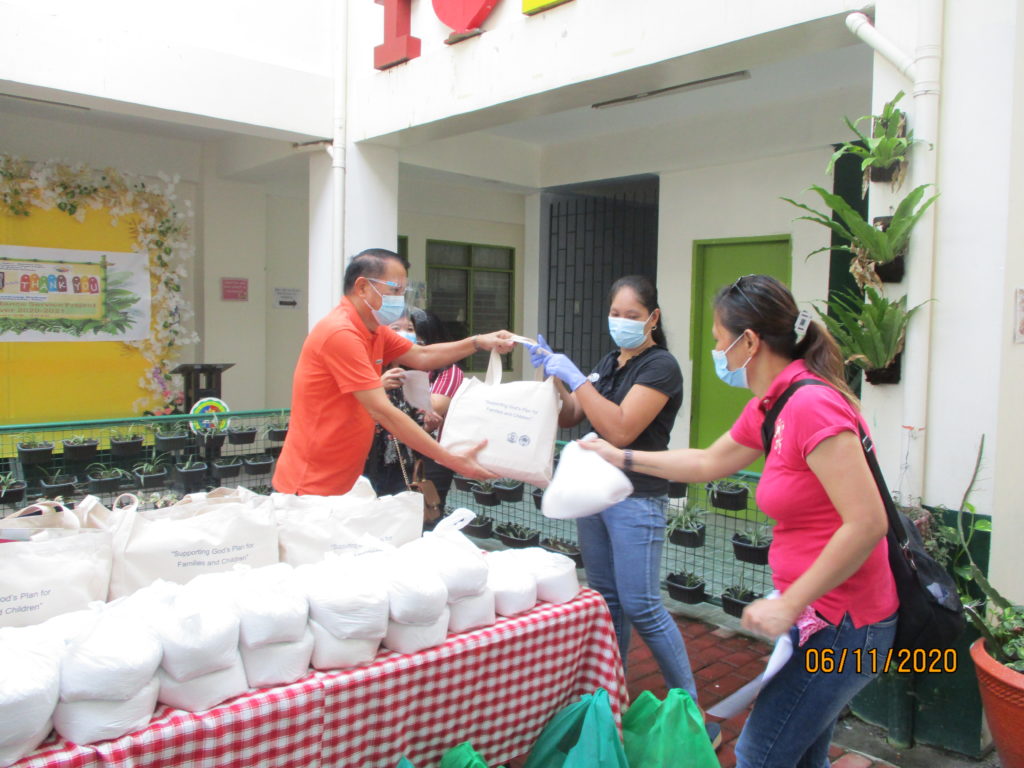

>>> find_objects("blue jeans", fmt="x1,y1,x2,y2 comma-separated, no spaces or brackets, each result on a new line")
735,611,898,768
577,495,698,703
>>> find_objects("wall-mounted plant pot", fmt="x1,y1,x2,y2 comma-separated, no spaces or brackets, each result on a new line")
212,461,243,480
62,439,98,463
453,475,474,492
868,162,901,183
721,592,759,618
666,575,707,605
471,486,500,507
40,474,77,498
462,518,493,539
17,443,54,465
864,353,902,385
731,533,770,565
493,481,524,503
669,524,706,549
0,481,27,505
200,434,226,452
243,455,274,475
228,428,257,445
873,256,905,283
532,486,544,510
541,538,584,568
155,433,189,452
267,427,289,442
667,481,688,499
135,468,168,489
708,484,748,511
110,437,144,457
175,463,208,490
87,473,124,494
496,529,541,549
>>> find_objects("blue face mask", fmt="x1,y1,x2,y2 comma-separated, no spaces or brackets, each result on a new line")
365,281,406,326
396,330,418,344
608,316,650,350
711,333,752,388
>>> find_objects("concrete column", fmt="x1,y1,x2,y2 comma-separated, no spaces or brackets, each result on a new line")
307,150,335,329
343,142,400,264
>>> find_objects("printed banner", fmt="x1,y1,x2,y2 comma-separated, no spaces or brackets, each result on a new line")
0,244,151,342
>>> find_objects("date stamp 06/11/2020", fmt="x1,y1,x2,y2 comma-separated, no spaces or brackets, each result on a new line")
803,647,959,675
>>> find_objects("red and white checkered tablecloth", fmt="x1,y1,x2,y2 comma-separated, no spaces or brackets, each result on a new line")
14,588,627,768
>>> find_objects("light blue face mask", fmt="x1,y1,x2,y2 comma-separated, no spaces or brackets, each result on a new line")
711,333,752,388
396,330,418,344
365,280,406,326
608,316,650,350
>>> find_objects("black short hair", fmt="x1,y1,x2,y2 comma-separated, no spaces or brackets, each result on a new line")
410,309,451,345
342,248,410,294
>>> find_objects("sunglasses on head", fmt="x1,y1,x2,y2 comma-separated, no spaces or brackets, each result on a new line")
729,274,763,318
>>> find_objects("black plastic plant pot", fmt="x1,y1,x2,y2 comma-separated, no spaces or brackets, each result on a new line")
155,434,189,452
721,593,757,619
0,482,27,505
864,353,902,385
135,468,168,489
541,539,584,568
267,427,289,442
873,255,905,284
201,434,227,451
532,486,544,510
212,461,243,480
496,530,541,549
176,464,208,488
669,524,706,549
462,519,493,539
453,475,474,492
868,162,899,183
40,475,77,498
667,481,688,499
110,437,144,457
709,485,748,511
87,473,123,494
493,481,524,503
17,443,54,465
471,488,500,507
228,428,257,445
243,456,274,475
266,445,284,458
731,533,770,565
62,440,98,463
666,577,707,605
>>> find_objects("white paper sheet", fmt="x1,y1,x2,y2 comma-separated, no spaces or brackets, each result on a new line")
402,370,433,412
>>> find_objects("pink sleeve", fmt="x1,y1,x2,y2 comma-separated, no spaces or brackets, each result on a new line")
786,387,862,459
728,397,764,450
431,365,463,397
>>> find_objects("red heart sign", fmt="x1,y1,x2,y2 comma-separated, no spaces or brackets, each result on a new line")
432,0,501,34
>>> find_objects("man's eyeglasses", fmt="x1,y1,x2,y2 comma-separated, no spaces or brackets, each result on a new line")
729,274,763,318
367,277,408,296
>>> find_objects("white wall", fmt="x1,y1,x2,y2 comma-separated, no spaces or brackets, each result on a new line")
658,149,833,449
265,194,309,409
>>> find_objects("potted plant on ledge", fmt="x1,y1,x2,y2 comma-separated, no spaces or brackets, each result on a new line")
16,436,54,465
540,536,584,568
153,422,190,452
39,467,77,499
175,454,208,491
85,462,131,494
666,572,707,605
732,521,773,565
495,522,541,549
133,452,170,489
109,424,145,457
0,472,27,505
263,411,289,442
667,500,707,548
62,435,99,463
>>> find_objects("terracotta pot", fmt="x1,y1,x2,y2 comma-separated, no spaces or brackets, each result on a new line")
970,638,1024,768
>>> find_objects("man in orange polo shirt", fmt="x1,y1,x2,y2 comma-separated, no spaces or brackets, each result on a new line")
274,248,513,496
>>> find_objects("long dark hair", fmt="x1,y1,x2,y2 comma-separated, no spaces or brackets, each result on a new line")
409,308,451,345
609,275,668,350
713,274,857,405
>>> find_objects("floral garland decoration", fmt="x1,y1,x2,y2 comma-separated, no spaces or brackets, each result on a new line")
0,154,198,414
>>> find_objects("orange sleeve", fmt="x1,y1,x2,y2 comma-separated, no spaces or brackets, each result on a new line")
319,328,385,394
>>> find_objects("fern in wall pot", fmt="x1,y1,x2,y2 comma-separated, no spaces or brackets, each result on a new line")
826,91,917,186
815,287,927,385
783,184,938,289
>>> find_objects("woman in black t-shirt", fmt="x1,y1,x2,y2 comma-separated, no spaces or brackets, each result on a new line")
529,276,709,742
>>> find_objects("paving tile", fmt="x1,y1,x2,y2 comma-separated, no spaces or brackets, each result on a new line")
829,744,846,760
695,660,735,681
721,648,765,667
711,627,737,639
832,753,873,768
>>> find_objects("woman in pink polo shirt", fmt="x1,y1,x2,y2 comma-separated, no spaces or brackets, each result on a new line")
582,275,897,768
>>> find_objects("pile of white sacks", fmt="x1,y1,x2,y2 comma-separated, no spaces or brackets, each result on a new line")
0,509,580,766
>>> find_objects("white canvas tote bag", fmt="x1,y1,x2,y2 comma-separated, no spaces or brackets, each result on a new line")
440,350,559,487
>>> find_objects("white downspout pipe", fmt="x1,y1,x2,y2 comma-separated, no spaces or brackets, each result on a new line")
330,0,349,308
846,2,943,503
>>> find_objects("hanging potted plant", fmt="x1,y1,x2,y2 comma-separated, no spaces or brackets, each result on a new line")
531,486,544,510
243,453,274,475
495,522,541,549
453,474,474,492
62,435,99,463
732,521,773,565
133,452,170,489
471,481,500,507
175,454,208,490
109,424,145,457
707,479,749,511
827,91,916,187
666,572,707,605
540,536,584,568
227,422,258,445
85,462,131,494
783,183,938,290
16,436,54,465
721,583,761,619
39,467,78,499
262,411,289,442
816,287,927,385
0,472,27,505
667,481,688,499
211,455,243,480
492,478,524,503
153,421,190,452
667,501,707,548
462,513,493,539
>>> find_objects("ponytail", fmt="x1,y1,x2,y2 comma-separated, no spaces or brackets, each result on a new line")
795,321,859,407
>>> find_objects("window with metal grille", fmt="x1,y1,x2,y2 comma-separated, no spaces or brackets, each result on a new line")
426,240,514,371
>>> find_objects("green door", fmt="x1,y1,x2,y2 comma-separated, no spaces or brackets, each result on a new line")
690,236,792,464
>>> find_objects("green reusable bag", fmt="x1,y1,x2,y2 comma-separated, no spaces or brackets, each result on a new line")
395,758,416,768
439,742,490,768
621,689,719,768
523,688,629,768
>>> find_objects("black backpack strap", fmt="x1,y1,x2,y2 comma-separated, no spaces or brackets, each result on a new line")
760,379,829,456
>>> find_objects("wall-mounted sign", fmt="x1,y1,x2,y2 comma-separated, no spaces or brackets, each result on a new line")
221,277,249,302
273,287,303,309
375,0,573,69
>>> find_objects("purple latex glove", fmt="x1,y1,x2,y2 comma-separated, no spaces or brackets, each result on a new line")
527,334,587,392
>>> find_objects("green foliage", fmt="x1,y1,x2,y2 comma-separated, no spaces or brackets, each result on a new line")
816,287,925,371
736,521,773,547
668,571,704,588
177,454,207,471
16,435,53,450
85,462,131,481
707,479,748,494
542,537,579,554
493,478,523,488
0,269,141,336
110,423,145,441
133,451,171,475
214,456,243,467
723,582,757,602
153,421,187,436
63,434,96,446
495,522,539,539
471,481,494,493
263,410,289,430
826,91,915,177
964,563,1024,672
667,500,706,534
0,471,23,491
